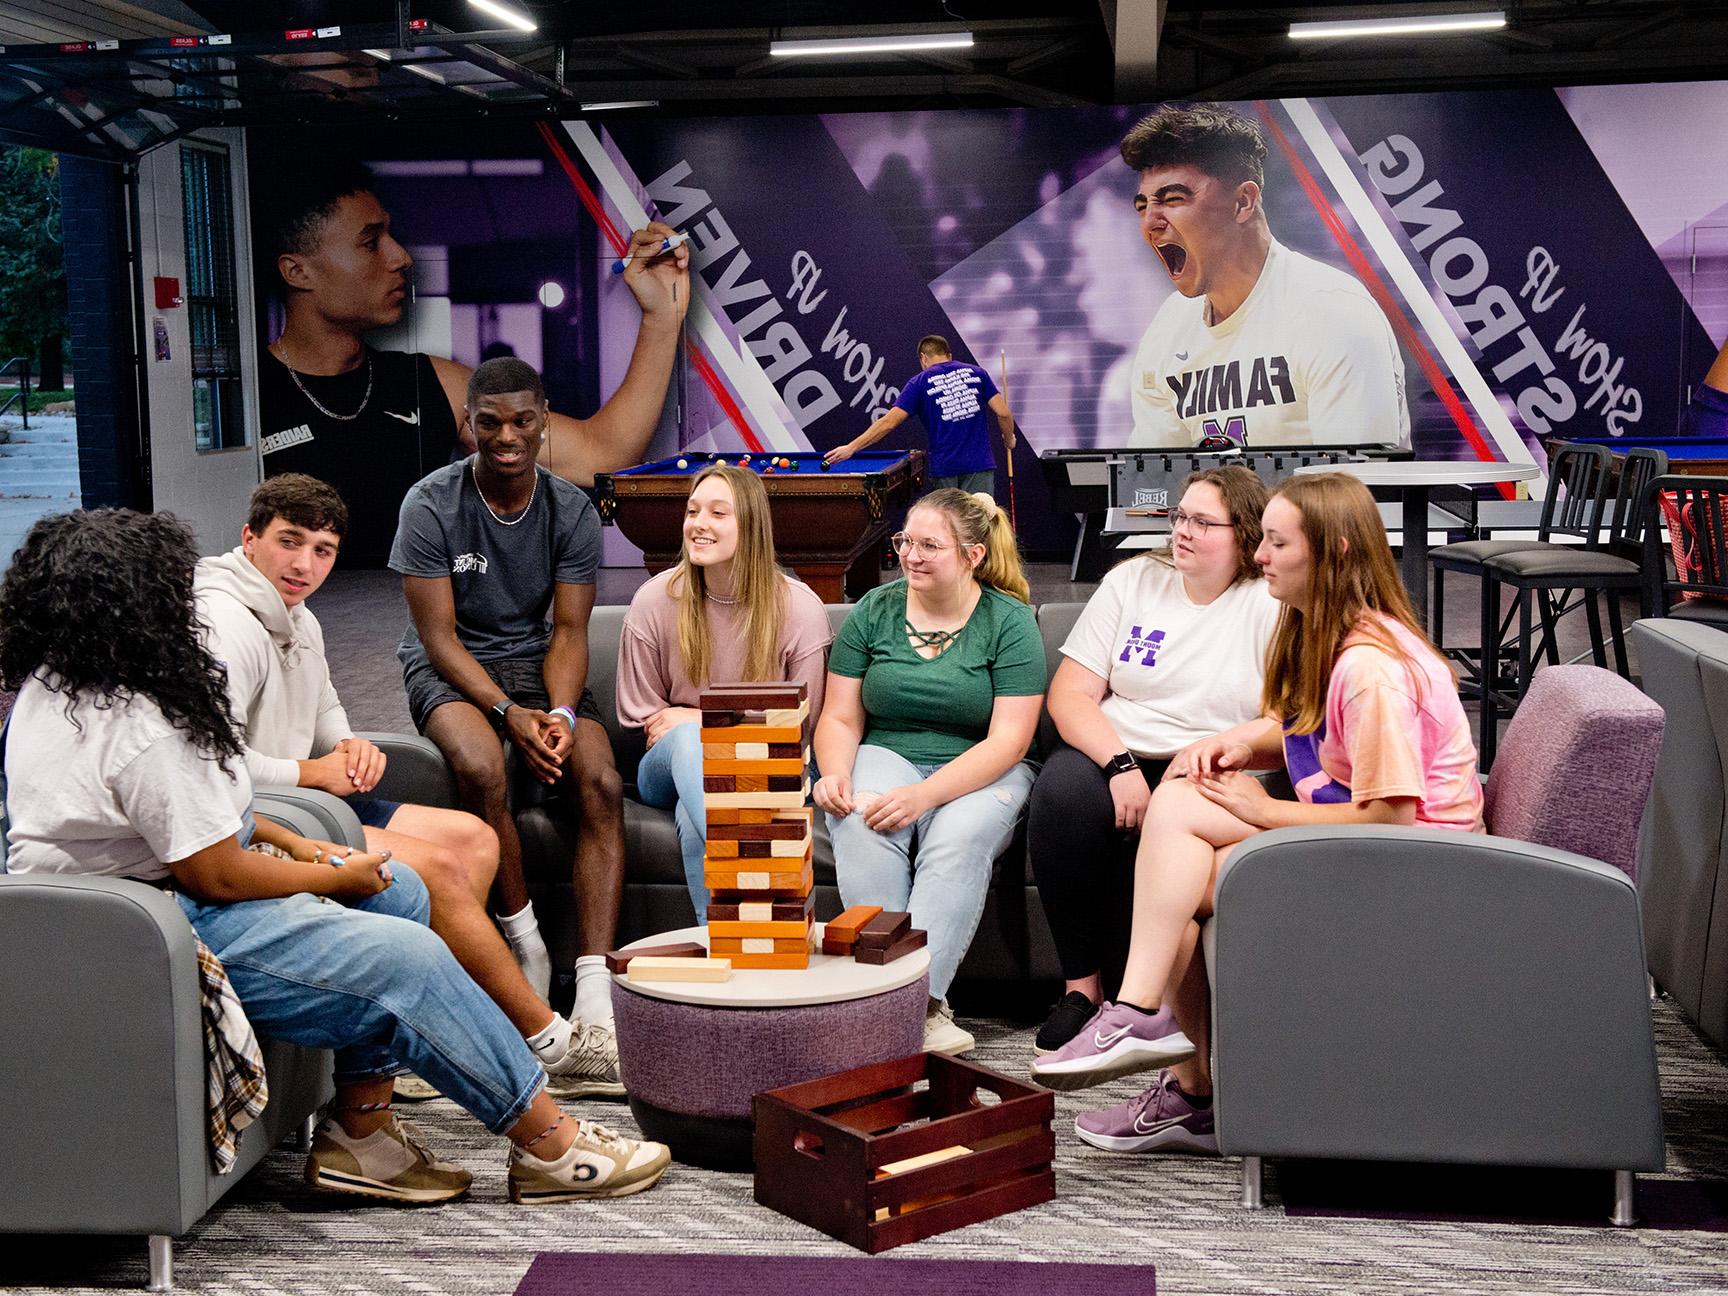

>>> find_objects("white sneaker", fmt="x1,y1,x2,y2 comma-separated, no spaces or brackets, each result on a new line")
507,1119,671,1202
305,1113,472,1203
543,1021,626,1098
923,998,976,1055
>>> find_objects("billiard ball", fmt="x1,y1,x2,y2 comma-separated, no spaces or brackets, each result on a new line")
819,460,831,471
676,457,688,469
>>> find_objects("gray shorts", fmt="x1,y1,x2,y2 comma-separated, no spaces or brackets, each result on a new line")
403,653,602,735
927,470,997,496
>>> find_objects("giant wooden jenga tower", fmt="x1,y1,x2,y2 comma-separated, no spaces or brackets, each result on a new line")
699,683,815,968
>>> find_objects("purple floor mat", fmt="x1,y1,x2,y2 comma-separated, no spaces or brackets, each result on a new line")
517,1253,1155,1295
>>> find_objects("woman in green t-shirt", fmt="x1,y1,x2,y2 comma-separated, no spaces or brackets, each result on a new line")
814,489,1047,1056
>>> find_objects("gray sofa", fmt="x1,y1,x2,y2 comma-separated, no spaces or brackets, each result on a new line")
1630,616,1728,1051
366,601,1094,992
0,788,362,1291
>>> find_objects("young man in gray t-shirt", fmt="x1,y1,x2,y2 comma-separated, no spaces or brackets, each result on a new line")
390,356,625,1089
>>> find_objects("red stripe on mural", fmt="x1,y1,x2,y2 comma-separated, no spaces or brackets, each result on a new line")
534,122,766,453
1253,102,1514,499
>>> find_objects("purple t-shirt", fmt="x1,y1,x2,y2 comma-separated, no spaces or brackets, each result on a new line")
893,359,999,477
1680,382,1728,438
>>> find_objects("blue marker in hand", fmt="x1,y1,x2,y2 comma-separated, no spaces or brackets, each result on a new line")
612,231,690,274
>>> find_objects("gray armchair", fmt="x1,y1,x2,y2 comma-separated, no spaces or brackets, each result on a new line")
1207,664,1666,1225
0,788,362,1290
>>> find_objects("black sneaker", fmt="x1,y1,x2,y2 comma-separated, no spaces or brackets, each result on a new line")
1034,990,1101,1055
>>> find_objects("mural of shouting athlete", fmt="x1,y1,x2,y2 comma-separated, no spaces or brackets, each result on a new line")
261,159,690,565
1126,105,1410,451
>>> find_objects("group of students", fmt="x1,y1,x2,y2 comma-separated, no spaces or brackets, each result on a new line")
0,353,1484,1212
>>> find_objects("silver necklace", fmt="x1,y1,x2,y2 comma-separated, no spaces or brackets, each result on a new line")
277,346,373,421
472,462,537,525
704,589,740,605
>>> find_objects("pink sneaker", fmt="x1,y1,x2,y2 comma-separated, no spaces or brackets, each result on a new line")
1075,1070,1217,1154
1028,999,1194,1092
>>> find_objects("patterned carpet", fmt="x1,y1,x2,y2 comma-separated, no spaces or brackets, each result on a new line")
6,1000,1726,1295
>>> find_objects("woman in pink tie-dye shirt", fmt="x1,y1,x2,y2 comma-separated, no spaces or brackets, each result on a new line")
1030,472,1484,1153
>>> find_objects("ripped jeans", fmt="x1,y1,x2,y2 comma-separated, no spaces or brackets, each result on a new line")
825,743,1036,1000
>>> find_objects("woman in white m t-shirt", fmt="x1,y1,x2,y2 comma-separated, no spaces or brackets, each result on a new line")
1027,466,1278,1060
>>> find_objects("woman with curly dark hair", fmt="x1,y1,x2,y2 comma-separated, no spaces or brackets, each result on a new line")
0,509,670,1206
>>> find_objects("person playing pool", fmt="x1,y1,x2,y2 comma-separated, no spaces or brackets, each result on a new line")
1124,104,1410,452
824,335,1016,495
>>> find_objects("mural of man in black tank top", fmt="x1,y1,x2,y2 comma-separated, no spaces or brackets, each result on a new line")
260,158,690,567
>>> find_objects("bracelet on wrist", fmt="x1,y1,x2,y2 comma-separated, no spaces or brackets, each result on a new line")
550,705,578,731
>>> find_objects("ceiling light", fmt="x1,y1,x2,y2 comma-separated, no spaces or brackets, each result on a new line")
1289,11,1506,40
580,100,659,111
467,0,537,33
769,32,974,58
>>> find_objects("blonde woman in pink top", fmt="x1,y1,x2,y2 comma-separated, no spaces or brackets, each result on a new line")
1032,472,1484,1152
616,464,832,921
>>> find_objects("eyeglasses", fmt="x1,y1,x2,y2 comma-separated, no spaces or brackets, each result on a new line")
890,533,951,558
1170,509,1232,536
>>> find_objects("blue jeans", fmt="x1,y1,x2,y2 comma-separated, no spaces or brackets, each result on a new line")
633,720,710,922
177,861,545,1134
825,743,1036,999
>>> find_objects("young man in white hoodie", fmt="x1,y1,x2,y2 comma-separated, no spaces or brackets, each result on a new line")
196,473,622,1098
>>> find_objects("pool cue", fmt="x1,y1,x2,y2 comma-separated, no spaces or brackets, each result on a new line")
1000,349,1019,530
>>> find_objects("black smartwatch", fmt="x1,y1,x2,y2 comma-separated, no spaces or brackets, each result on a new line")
1102,751,1139,779
491,697,517,722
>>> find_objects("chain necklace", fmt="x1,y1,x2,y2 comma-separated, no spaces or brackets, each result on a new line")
472,462,537,526
276,344,374,421
704,589,741,605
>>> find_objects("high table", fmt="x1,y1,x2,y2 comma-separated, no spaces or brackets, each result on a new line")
1293,460,1541,619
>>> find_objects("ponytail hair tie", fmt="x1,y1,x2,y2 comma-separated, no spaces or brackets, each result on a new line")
970,490,1000,519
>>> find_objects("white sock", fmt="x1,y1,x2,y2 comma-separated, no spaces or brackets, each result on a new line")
525,1013,574,1063
572,954,613,1027
499,902,552,1001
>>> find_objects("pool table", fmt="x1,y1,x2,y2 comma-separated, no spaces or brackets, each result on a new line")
1551,436,1728,476
594,449,927,602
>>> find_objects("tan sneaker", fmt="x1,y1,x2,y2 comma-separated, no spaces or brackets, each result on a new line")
392,1073,442,1102
923,998,976,1056
507,1119,671,1203
543,1021,626,1099
305,1113,472,1203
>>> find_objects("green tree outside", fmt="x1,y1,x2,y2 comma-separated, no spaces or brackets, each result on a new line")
0,145,67,391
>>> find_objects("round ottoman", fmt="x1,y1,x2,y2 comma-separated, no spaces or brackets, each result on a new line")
612,927,928,1169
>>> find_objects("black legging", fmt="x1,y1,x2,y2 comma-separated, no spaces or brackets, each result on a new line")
1027,741,1171,985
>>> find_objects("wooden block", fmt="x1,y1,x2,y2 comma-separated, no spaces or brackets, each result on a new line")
855,910,912,949
702,773,807,793
825,905,883,941
704,780,809,810
700,724,805,745
604,941,707,974
707,897,814,923
704,742,803,762
729,950,811,970
708,919,814,939
820,904,884,954
875,1145,973,1179
626,956,732,984
704,806,776,826
703,855,814,894
710,935,811,955
698,683,806,708
853,928,927,965
704,757,807,776
709,817,810,841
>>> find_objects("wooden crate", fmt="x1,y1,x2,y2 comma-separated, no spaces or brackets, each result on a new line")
752,1053,1056,1252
